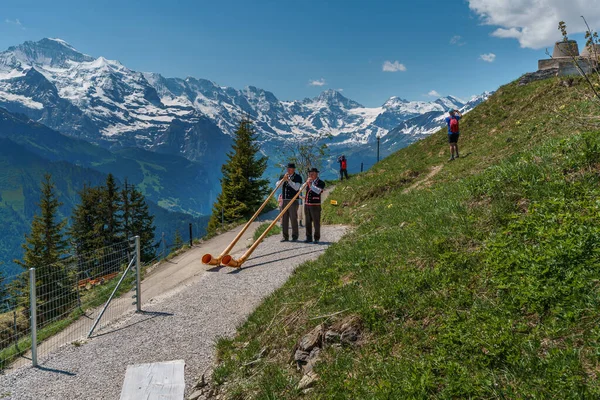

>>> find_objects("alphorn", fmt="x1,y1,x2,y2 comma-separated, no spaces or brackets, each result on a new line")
222,180,309,268
201,178,286,266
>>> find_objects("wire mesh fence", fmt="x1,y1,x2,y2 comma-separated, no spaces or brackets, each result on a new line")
0,237,145,370
0,270,32,370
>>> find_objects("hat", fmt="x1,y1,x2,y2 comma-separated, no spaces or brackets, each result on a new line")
287,163,296,169
309,167,320,173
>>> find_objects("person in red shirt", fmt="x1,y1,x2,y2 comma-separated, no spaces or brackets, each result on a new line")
304,168,326,244
338,155,349,180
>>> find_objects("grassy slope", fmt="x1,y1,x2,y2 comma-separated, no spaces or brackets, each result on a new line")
211,77,600,398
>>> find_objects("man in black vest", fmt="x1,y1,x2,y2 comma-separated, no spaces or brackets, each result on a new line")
277,163,303,242
304,167,326,244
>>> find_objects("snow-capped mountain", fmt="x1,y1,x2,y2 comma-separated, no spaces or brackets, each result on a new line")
0,38,491,165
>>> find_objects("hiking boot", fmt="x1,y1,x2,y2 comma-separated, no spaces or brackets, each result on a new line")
313,240,319,244
448,156,455,162
304,238,313,243
280,238,289,242
455,154,460,158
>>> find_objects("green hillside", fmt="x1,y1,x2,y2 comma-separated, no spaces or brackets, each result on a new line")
209,76,600,398
0,137,210,278
0,107,219,277
0,138,108,277
0,108,221,216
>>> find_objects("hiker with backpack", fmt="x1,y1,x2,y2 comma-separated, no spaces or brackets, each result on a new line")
445,109,463,161
338,155,349,180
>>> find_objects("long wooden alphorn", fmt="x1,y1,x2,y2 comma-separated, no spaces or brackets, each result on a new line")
201,177,286,266
222,180,308,268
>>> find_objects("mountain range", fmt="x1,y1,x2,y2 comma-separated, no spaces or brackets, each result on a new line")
0,38,492,175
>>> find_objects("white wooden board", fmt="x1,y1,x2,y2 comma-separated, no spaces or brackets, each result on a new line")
120,360,185,400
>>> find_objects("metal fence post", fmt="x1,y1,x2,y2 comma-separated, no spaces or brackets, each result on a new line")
361,162,364,172
161,232,166,260
135,236,141,313
189,223,193,247
13,310,19,352
29,268,38,367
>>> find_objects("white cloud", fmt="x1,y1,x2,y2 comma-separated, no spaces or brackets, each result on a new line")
428,90,441,97
5,18,25,30
337,88,344,92
480,53,496,62
308,78,326,86
468,0,600,49
450,35,466,46
382,60,407,72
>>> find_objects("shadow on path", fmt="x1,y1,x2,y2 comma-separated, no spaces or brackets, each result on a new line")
34,365,77,376
228,249,325,273
91,311,174,338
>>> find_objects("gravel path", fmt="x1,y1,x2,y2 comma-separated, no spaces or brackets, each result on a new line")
0,224,348,400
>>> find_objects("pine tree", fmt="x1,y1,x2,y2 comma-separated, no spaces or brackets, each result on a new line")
16,174,72,323
101,173,122,247
121,178,132,241
0,271,7,312
122,182,155,261
173,230,183,248
208,118,269,232
70,185,105,261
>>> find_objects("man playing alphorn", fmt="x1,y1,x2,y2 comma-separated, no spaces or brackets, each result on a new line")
304,167,326,244
277,163,303,242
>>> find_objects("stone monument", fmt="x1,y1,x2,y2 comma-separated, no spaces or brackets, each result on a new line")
520,40,598,85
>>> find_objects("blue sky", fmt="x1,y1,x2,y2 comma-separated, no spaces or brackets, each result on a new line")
0,0,595,107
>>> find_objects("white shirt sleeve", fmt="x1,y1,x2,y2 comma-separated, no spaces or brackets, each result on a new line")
310,183,323,194
287,180,302,191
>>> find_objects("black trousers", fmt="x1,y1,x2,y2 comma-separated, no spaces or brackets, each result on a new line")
305,205,322,241
282,199,299,240
340,169,349,180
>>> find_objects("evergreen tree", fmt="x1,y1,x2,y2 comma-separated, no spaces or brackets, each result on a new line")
208,118,269,232
70,185,105,259
71,175,124,275
122,182,155,261
0,271,7,312
16,174,73,323
101,173,122,247
121,178,132,241
173,230,183,248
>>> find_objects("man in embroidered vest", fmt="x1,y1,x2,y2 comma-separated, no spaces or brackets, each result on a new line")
277,163,303,242
304,167,326,244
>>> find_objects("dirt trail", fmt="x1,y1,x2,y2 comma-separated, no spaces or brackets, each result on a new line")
403,164,443,194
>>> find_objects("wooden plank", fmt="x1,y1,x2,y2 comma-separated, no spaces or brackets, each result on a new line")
120,360,185,400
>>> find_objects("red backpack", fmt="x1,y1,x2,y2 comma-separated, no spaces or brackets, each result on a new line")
449,117,459,133
341,159,347,169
